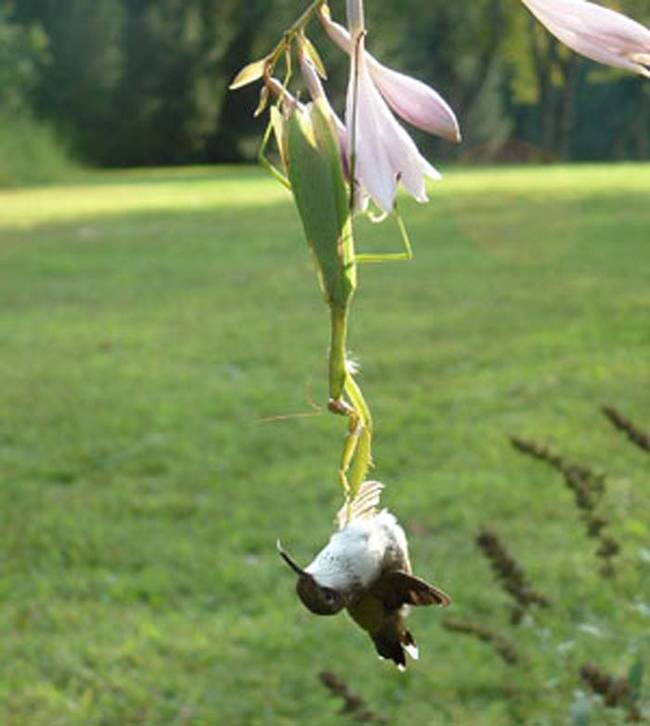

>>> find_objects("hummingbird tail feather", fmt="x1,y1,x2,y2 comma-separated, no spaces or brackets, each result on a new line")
403,632,419,661
372,633,406,669
371,623,418,670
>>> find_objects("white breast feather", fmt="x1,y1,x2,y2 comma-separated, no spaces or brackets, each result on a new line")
306,510,408,589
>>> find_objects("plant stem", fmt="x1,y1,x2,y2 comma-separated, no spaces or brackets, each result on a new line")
269,1,327,65
346,0,366,35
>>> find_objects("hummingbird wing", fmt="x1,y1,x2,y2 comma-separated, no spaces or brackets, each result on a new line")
371,570,452,609
335,480,384,529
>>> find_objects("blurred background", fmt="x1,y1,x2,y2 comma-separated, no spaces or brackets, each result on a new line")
1,2,649,724
1,0,649,186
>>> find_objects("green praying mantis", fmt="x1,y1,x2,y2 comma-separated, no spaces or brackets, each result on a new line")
240,15,413,517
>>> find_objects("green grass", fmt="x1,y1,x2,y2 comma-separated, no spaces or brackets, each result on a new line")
0,164,649,725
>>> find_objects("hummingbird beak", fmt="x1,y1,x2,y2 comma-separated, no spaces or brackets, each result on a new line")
276,540,306,576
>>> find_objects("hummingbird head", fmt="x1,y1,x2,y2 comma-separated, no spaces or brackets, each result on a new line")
277,541,345,616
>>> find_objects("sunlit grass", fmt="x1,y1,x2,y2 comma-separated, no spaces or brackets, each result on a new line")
2,162,647,230
0,166,288,229
0,164,648,725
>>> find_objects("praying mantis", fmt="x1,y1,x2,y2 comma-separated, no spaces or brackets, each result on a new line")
265,100,412,515
247,19,413,517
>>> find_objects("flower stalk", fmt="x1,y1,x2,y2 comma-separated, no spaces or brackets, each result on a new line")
346,0,366,36
269,0,327,66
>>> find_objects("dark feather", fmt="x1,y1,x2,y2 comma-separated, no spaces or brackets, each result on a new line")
371,621,409,669
371,570,451,610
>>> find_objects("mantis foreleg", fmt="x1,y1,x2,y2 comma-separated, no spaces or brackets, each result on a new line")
355,205,413,263
258,118,292,190
327,306,372,508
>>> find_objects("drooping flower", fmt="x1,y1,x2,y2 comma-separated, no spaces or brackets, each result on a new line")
319,8,461,143
521,0,650,77
319,2,460,214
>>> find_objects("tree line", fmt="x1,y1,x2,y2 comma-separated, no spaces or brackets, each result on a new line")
3,0,648,167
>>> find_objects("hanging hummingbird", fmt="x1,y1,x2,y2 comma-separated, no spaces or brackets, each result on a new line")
277,481,451,669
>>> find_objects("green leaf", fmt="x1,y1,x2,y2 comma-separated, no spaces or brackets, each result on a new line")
229,57,267,90
286,100,355,310
300,34,327,79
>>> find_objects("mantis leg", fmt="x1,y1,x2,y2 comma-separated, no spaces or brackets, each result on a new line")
331,376,372,516
326,208,411,510
345,373,373,493
259,56,294,190
335,403,363,498
327,307,373,509
258,118,291,190
355,206,413,263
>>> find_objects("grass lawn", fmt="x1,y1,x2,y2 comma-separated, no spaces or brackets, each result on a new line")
0,164,649,725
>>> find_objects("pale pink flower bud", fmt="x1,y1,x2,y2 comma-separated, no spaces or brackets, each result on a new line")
366,58,461,143
320,9,461,142
521,0,650,77
319,6,454,213
266,78,301,113
348,36,441,214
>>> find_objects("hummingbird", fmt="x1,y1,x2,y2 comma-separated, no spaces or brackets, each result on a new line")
277,481,451,669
